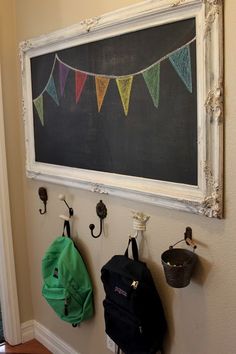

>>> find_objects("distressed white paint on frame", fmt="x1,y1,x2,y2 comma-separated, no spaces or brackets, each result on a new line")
19,0,223,218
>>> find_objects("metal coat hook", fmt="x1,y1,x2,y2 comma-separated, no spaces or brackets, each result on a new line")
58,194,74,218
38,187,48,215
170,226,197,250
89,200,107,238
184,226,197,249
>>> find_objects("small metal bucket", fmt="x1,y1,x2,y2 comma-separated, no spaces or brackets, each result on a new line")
161,241,197,288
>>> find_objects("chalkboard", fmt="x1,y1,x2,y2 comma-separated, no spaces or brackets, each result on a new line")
21,0,224,217
31,17,197,186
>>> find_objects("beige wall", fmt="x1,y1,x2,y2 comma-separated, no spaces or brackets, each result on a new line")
1,0,236,353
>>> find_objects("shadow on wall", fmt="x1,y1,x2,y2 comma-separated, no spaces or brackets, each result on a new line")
0,307,4,343
143,249,212,354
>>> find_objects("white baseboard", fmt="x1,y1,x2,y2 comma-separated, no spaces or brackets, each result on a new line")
21,320,34,343
21,320,80,354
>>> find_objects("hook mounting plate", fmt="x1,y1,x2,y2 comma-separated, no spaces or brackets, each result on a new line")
96,200,107,219
89,200,107,238
38,187,48,215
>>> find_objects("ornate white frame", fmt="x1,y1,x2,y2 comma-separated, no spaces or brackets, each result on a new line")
20,0,223,218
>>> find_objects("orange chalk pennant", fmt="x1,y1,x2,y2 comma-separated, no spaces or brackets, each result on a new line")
95,76,110,112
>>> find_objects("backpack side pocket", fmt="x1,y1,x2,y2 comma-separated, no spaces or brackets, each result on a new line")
42,286,68,319
103,298,148,353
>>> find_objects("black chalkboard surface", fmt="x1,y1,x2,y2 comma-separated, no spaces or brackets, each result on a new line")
31,18,197,186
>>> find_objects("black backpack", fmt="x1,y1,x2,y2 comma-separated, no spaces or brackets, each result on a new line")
101,237,167,354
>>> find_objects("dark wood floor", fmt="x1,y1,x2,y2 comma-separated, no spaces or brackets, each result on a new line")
0,339,51,353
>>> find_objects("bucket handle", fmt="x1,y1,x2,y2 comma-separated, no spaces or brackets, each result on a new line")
167,238,197,267
170,238,197,252
169,227,197,252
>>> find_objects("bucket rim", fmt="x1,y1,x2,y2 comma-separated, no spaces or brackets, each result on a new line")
161,248,197,266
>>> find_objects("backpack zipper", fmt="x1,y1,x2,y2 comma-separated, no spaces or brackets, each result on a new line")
130,282,143,334
131,280,139,289
64,297,69,316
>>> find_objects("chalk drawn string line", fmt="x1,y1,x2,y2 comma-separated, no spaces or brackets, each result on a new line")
33,36,196,101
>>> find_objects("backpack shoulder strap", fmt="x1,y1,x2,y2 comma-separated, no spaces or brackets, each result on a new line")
124,237,139,261
62,220,71,238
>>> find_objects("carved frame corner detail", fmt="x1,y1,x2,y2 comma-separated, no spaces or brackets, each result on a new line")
80,17,101,33
199,164,223,218
205,78,224,124
204,0,223,36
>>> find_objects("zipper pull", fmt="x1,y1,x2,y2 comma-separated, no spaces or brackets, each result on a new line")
64,298,68,316
139,326,143,334
131,280,139,289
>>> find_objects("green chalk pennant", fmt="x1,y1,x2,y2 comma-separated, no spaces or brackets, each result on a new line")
142,62,160,108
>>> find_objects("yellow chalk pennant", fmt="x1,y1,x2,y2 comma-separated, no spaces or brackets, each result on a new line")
116,76,133,116
33,95,44,126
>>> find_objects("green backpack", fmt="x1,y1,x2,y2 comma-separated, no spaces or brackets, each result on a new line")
42,221,94,326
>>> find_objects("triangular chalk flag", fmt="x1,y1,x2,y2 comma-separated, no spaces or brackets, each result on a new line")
46,76,59,105
95,76,110,112
33,95,44,126
116,76,133,116
59,62,70,96
75,71,87,103
142,63,160,108
169,44,192,93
